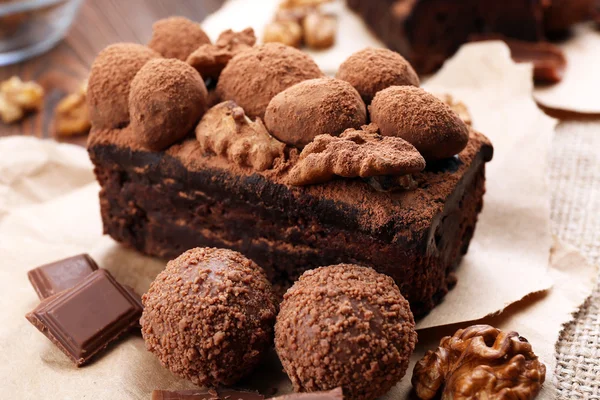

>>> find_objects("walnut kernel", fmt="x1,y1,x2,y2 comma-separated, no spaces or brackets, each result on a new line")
434,93,473,126
303,11,337,50
0,76,44,124
263,20,303,48
54,81,91,136
412,325,546,400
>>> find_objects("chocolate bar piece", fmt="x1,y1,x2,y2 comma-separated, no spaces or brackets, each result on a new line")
27,254,99,299
152,389,265,400
272,388,343,400
26,269,143,366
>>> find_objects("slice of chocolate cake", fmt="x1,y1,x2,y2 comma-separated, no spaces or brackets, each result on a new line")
347,0,596,75
86,21,493,317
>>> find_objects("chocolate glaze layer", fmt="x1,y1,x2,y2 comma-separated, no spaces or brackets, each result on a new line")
88,127,492,317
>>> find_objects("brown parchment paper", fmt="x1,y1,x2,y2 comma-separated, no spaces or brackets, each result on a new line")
203,0,600,114
0,43,596,399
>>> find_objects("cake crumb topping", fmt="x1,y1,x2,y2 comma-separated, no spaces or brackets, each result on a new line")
287,123,425,186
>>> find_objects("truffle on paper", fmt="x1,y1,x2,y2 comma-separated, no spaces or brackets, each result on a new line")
87,43,160,129
264,78,366,148
148,16,211,61
141,247,277,387
336,48,419,104
129,58,208,151
369,86,469,160
216,43,323,119
275,264,417,400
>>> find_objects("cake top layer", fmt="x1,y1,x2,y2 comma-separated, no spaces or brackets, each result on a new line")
87,17,494,236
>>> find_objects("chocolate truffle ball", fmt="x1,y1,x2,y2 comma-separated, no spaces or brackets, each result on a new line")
336,48,419,105
87,43,160,128
264,78,366,148
275,265,417,400
148,16,211,61
141,248,277,387
129,58,208,151
216,43,323,119
369,86,469,160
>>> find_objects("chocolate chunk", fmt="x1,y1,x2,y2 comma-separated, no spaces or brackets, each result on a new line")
470,34,567,84
272,388,344,400
152,389,265,400
27,254,99,300
26,269,143,366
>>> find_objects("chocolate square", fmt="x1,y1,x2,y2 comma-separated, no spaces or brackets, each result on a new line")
27,254,99,299
26,269,143,366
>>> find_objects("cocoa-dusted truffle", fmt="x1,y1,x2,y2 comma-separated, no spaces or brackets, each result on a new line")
275,264,417,400
369,86,469,160
336,48,419,104
148,16,211,61
87,43,160,129
129,58,208,151
216,43,323,119
265,78,366,147
141,247,277,387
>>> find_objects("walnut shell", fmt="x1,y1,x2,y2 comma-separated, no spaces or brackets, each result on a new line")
412,325,546,400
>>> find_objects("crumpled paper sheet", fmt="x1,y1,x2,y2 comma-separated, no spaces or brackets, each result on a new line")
202,0,600,114
0,42,595,400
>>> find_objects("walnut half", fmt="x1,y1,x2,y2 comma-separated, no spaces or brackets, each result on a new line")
412,325,546,400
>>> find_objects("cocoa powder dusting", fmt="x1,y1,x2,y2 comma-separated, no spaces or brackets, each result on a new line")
187,28,257,80
370,86,470,161
264,78,367,148
336,48,420,104
148,16,211,61
87,43,160,129
275,265,417,400
140,248,277,387
216,43,323,119
288,123,425,185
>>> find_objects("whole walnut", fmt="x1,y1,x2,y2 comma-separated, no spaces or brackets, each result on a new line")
412,325,546,400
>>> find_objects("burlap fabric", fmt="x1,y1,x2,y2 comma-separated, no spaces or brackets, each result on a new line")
552,118,600,398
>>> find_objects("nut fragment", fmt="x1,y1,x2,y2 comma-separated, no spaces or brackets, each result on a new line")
187,28,257,80
303,12,337,50
54,81,91,136
196,101,286,171
0,76,44,124
412,325,546,400
434,93,473,126
263,20,303,48
288,123,425,186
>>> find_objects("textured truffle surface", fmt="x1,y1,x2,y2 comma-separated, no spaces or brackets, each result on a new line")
275,265,417,400
370,86,469,160
265,78,366,148
140,247,277,386
148,16,211,61
129,58,208,151
216,43,323,119
87,43,160,129
336,48,419,104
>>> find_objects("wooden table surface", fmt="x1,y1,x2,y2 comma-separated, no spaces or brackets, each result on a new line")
0,0,223,146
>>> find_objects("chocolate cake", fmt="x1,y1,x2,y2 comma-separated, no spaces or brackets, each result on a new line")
87,22,493,317
347,0,597,75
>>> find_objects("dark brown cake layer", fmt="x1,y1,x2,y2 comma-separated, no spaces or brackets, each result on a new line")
347,0,549,74
89,128,492,317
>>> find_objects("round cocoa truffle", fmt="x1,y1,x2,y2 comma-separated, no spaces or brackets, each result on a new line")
369,86,469,160
336,48,419,105
129,58,208,150
275,265,417,400
141,247,277,387
216,43,323,119
148,16,211,61
87,43,160,129
264,78,366,148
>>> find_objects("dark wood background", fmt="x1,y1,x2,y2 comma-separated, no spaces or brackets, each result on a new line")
0,0,224,146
